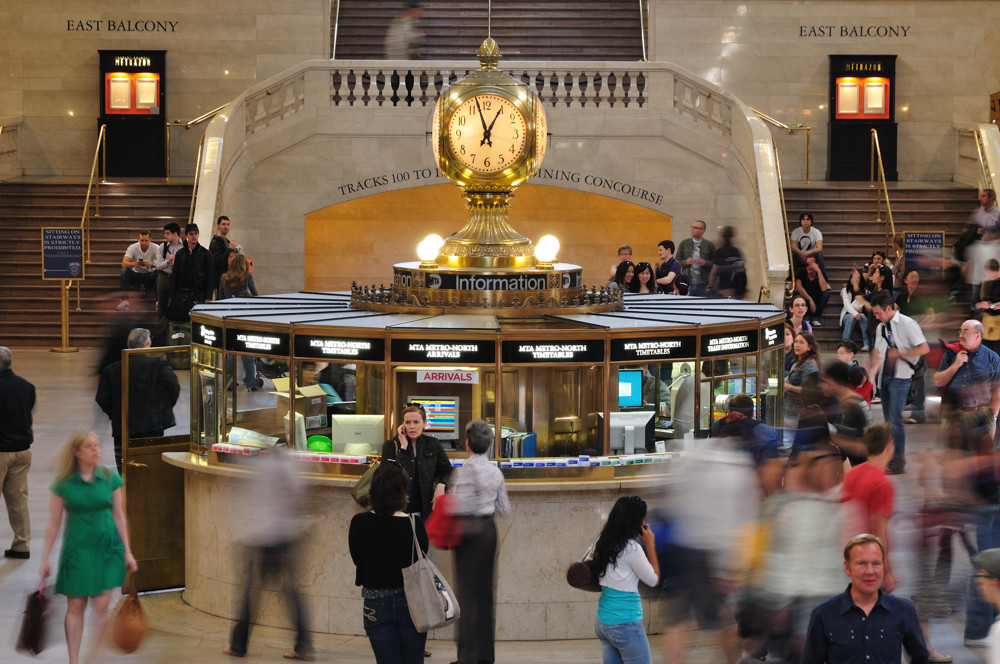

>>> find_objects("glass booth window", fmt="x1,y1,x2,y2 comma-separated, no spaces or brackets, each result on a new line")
391,367,484,455
222,355,287,450
498,365,604,457
671,357,760,439
298,360,383,455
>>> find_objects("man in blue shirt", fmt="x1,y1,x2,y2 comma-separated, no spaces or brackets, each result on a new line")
934,319,1000,450
801,534,929,664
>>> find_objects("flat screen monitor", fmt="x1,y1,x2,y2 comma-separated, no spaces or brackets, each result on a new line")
331,414,385,455
618,369,643,408
406,396,460,441
608,410,655,455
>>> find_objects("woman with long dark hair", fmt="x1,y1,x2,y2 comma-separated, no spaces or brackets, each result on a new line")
349,460,429,663
591,495,660,663
630,262,655,294
784,332,821,432
609,260,636,292
839,267,870,350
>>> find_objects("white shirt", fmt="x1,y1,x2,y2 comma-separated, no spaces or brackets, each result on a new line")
874,310,927,381
123,241,161,274
599,539,657,593
790,227,823,254
988,618,1000,664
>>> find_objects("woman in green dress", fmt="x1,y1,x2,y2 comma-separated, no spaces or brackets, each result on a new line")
39,431,137,664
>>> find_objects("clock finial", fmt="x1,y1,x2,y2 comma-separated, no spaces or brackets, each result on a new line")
478,37,501,70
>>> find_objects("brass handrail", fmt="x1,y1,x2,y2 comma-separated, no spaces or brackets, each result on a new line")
869,129,897,259
750,107,812,185
770,135,797,306
79,124,107,265
188,134,206,225
958,127,994,192
164,103,228,179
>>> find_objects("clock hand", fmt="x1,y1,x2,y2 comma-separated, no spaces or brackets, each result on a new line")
475,97,490,146
481,108,503,147
486,108,503,132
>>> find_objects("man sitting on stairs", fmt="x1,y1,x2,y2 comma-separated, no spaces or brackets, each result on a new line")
116,230,161,311
795,255,830,327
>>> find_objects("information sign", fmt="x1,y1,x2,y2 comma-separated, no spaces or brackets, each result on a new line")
501,339,604,363
295,335,385,361
390,339,495,364
610,336,697,362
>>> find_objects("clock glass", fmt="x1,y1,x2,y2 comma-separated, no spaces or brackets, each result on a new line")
447,94,528,174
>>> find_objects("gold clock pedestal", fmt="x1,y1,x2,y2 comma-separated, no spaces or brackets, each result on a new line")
438,192,533,269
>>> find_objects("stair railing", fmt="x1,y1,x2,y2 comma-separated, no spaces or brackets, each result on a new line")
165,103,228,180
638,0,649,62
749,107,812,185
748,108,801,304
956,126,994,193
80,124,107,266
869,129,897,260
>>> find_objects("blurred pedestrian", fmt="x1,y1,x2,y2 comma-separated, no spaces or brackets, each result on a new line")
0,346,35,559
224,446,311,660
969,548,1000,659
38,432,138,664
450,420,509,664
385,2,424,59
708,225,746,299
841,423,896,592
218,252,259,391
592,496,660,664
349,461,429,663
800,534,929,664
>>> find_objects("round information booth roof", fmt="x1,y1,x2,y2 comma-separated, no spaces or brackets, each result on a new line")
189,292,785,362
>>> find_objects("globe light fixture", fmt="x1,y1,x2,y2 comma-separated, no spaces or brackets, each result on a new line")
417,234,445,266
534,234,559,267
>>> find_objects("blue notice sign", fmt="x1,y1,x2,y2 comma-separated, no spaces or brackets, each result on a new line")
903,231,945,276
42,228,85,280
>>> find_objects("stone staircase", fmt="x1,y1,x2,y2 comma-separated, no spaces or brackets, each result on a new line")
782,182,977,349
0,178,194,348
333,0,644,61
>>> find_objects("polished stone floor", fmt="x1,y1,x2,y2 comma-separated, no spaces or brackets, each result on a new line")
0,348,987,663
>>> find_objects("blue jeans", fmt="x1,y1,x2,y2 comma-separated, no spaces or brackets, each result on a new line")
242,355,257,389
595,617,652,664
841,313,871,348
688,283,708,297
120,268,157,295
880,374,910,465
966,507,1000,639
363,593,427,664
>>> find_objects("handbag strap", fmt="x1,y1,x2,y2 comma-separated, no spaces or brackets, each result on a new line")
123,570,138,598
408,513,424,565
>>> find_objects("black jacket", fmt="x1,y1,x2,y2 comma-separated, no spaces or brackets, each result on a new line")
0,369,35,452
381,434,452,517
171,243,215,303
96,356,180,442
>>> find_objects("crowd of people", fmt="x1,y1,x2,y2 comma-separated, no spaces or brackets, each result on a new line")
608,220,748,299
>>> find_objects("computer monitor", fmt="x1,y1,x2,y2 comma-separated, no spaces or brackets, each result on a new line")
608,410,655,455
331,414,385,455
406,396,460,441
618,369,643,408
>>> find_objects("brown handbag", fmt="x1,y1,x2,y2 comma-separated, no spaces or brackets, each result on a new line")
110,572,148,654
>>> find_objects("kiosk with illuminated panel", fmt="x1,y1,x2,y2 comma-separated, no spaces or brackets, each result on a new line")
98,50,166,177
828,54,897,180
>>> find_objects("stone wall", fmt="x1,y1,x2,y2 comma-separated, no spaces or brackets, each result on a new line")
0,1,328,176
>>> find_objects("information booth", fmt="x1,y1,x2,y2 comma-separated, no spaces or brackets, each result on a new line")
164,292,784,640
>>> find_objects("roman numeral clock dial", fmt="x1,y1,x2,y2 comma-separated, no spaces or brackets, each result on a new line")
447,94,528,174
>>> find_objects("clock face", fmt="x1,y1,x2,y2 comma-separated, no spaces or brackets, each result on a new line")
447,94,528,174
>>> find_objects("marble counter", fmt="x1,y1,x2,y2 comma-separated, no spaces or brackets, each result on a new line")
163,452,671,640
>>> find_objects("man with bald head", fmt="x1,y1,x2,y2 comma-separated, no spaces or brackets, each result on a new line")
935,319,1000,450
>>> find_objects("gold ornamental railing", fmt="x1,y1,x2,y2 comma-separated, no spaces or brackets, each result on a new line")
869,129,897,260
957,127,994,193
750,107,812,185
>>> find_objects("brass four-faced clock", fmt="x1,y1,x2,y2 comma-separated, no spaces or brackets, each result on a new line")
432,37,546,190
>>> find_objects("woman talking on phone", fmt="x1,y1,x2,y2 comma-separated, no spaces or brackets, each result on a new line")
380,403,452,518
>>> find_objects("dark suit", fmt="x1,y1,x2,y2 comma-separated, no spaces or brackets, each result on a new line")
96,354,180,472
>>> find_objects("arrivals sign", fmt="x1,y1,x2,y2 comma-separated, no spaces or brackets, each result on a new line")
390,339,495,364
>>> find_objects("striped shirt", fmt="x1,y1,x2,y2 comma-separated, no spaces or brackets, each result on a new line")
450,453,510,518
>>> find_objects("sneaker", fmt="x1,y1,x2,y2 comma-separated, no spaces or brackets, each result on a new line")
811,318,823,327
115,300,130,311
887,460,906,475
861,344,870,352
905,416,926,424
870,396,881,404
